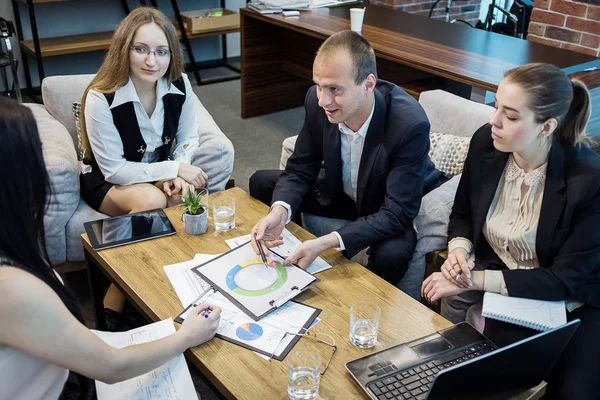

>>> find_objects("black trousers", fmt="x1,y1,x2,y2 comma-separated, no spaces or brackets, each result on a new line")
249,170,417,285
483,304,600,400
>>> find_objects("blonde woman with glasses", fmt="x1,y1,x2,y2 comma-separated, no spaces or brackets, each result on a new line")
80,7,232,329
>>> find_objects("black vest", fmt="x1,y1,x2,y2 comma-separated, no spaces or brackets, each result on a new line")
103,77,186,163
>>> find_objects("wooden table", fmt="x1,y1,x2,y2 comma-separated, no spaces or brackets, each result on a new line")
82,187,545,399
240,4,598,119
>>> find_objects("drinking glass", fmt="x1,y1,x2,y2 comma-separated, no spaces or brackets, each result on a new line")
287,350,321,400
349,301,381,348
212,196,235,231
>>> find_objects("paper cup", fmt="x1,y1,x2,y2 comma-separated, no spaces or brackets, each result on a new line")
350,8,365,34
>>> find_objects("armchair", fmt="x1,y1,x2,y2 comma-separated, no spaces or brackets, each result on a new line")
31,74,234,267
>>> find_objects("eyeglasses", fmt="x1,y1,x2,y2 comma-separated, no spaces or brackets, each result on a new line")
269,329,337,376
130,45,171,58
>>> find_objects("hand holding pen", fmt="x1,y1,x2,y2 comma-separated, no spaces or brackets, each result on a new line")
254,232,271,269
441,248,474,289
179,303,222,348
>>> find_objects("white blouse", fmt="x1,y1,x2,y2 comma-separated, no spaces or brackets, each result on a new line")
482,155,546,293
84,74,199,185
449,155,582,311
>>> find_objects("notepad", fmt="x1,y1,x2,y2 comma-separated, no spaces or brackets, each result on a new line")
482,292,567,331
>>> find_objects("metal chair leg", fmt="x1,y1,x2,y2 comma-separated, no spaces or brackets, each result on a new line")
0,66,8,98
10,58,21,103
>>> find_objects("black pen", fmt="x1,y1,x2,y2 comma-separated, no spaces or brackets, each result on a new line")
254,232,270,269
269,249,303,270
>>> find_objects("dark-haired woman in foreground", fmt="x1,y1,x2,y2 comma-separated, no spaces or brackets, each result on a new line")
422,63,600,399
0,97,221,399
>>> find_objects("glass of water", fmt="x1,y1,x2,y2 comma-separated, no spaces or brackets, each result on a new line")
349,301,381,348
287,350,321,400
212,196,235,231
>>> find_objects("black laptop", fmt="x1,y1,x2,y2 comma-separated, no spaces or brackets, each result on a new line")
346,320,579,400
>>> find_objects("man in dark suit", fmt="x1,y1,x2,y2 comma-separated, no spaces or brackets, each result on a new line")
249,30,445,285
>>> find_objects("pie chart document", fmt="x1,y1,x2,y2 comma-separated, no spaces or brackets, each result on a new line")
176,287,321,360
194,241,319,320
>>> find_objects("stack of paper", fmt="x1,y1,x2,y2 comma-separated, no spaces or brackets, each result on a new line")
164,254,320,360
92,319,197,400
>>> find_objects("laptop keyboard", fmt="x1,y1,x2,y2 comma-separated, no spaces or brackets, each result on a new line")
367,340,495,400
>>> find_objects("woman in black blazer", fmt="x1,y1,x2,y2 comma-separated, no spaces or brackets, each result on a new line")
422,63,600,399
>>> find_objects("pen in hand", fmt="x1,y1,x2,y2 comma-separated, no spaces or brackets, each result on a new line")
455,252,473,286
254,232,270,269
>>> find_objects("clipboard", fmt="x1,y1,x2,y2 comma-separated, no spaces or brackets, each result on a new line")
174,289,321,361
192,241,319,320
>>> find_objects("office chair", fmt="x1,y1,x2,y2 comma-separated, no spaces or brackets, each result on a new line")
483,0,532,39
0,17,22,103
428,0,475,28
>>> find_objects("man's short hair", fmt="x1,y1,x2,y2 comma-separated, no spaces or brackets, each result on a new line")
316,30,377,85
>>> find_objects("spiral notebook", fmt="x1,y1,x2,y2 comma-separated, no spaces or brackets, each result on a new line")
482,292,567,331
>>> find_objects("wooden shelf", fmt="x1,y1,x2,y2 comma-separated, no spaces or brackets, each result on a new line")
176,26,240,40
20,31,114,57
20,26,240,58
17,0,69,4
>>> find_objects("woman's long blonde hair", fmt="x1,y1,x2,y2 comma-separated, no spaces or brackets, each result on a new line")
80,7,184,164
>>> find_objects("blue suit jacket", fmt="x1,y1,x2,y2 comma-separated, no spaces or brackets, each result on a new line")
272,80,441,257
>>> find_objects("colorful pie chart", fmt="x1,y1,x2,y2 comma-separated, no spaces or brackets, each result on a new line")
236,322,263,341
226,259,287,297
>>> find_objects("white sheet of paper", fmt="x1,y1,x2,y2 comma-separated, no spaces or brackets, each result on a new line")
163,254,221,307
92,319,197,400
197,243,316,318
179,290,316,358
225,229,332,274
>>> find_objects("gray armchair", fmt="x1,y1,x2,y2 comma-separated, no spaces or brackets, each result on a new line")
31,74,234,267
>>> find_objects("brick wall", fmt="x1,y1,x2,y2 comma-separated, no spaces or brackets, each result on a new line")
528,0,600,56
371,0,482,27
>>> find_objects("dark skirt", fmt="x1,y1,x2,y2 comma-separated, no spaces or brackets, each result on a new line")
80,166,113,212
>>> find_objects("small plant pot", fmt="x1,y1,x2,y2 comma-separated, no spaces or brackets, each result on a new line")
183,209,208,235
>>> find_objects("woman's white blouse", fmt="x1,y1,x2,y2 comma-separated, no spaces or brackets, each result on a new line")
481,155,547,294
84,73,199,185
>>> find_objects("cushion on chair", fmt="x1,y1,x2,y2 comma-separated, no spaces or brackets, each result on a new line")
66,198,107,262
192,96,235,193
418,90,494,138
27,103,80,265
429,132,471,176
42,74,95,150
281,135,298,170
407,174,461,299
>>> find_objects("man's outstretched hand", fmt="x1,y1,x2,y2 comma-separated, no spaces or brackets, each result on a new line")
250,205,287,256
284,233,340,270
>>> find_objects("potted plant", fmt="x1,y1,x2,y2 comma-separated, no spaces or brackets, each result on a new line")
180,187,208,235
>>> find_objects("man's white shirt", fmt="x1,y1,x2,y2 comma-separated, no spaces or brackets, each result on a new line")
273,102,376,251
